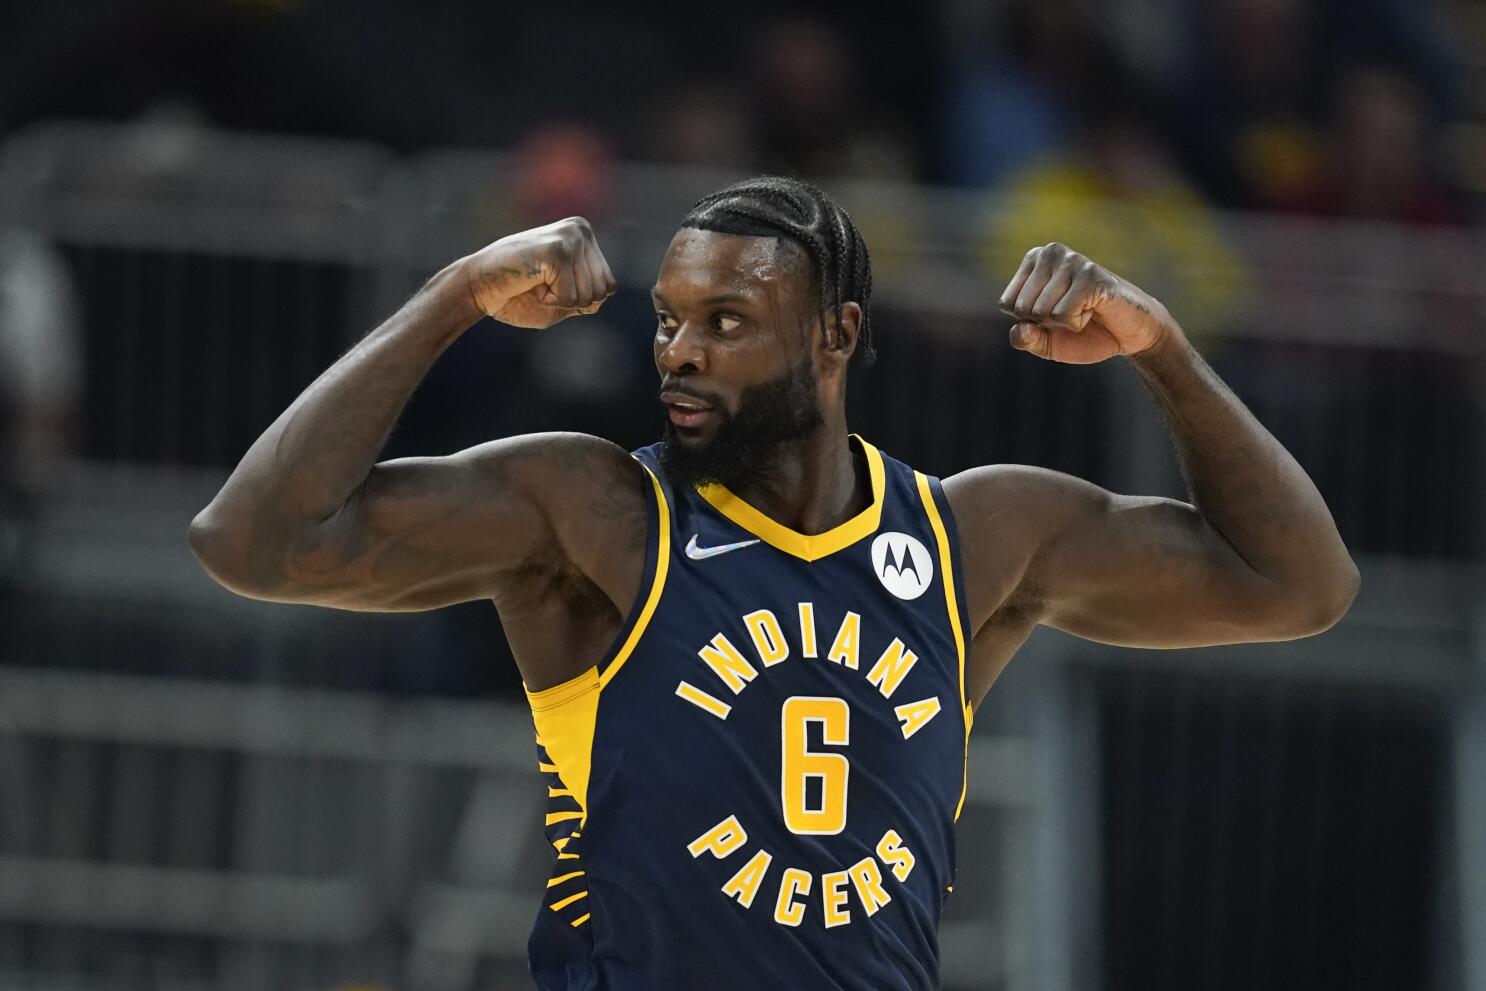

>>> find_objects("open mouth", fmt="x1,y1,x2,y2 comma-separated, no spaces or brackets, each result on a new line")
661,391,717,429
665,401,713,429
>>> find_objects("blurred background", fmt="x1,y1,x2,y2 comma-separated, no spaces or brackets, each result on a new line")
0,0,1483,989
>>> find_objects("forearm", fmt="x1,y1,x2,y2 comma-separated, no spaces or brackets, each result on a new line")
193,259,481,555
1129,329,1359,612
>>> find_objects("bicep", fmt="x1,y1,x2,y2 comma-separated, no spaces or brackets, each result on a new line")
281,433,635,612
1035,483,1285,646
950,465,1287,650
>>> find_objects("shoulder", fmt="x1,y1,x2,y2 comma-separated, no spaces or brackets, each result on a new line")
441,431,652,562
460,431,649,497
358,432,651,557
466,432,655,615
524,432,652,556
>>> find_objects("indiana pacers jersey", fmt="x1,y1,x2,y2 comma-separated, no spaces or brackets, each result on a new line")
523,434,973,990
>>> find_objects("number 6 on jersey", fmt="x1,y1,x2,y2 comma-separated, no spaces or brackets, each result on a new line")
780,696,850,835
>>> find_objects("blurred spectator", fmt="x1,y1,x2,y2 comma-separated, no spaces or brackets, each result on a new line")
1274,64,1464,226
749,14,920,182
501,121,649,436
939,0,1087,188
1178,0,1329,209
641,85,759,171
1175,0,1468,216
0,224,80,626
0,226,81,497
983,84,1247,346
511,123,615,225
751,14,850,177
388,119,647,476
1315,0,1465,118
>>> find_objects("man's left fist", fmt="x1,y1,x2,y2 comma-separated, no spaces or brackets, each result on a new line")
997,243,1179,364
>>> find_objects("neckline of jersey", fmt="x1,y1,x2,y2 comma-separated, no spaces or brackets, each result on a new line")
694,435,886,563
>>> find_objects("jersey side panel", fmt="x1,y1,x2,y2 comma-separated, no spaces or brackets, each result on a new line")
525,459,670,991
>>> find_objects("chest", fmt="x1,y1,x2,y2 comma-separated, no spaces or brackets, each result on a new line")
600,516,966,788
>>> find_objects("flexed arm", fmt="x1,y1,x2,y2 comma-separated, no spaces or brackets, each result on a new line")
947,243,1360,661
187,217,643,612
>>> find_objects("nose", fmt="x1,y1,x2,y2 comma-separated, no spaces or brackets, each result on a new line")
655,320,706,375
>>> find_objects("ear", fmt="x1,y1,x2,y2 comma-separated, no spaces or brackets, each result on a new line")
821,301,863,365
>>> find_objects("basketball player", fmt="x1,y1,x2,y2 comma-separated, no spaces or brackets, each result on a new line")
188,177,1359,989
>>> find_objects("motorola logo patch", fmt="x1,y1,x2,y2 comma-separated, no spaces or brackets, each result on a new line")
870,532,933,600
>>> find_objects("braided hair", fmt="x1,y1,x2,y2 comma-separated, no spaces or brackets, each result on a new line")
679,176,875,367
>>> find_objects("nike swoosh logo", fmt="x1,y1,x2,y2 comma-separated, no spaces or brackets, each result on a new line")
685,534,761,561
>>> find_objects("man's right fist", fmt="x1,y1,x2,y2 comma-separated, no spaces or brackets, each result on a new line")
465,217,617,329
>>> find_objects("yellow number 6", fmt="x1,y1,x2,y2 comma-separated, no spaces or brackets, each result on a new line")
780,696,850,835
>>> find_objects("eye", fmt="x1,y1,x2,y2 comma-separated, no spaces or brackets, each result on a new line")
714,314,742,333
656,312,679,332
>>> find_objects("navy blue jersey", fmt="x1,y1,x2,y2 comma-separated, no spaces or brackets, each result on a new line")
524,435,973,990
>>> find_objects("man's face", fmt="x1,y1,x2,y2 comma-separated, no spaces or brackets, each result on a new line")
651,228,824,489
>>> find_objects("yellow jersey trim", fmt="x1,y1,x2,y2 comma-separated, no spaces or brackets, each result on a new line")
915,470,972,823
525,662,600,824
695,435,886,563
550,890,589,911
600,460,671,689
526,666,601,712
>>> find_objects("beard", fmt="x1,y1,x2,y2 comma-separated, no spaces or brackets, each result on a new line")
659,358,825,491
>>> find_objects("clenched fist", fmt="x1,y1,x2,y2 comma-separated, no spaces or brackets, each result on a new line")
998,243,1180,364
465,217,617,329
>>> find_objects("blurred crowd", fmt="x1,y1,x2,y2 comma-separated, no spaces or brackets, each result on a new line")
3,0,1482,214
2,0,1482,473
2,0,1481,447
942,0,1476,225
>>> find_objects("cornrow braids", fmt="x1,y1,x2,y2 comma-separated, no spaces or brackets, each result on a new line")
679,175,876,367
